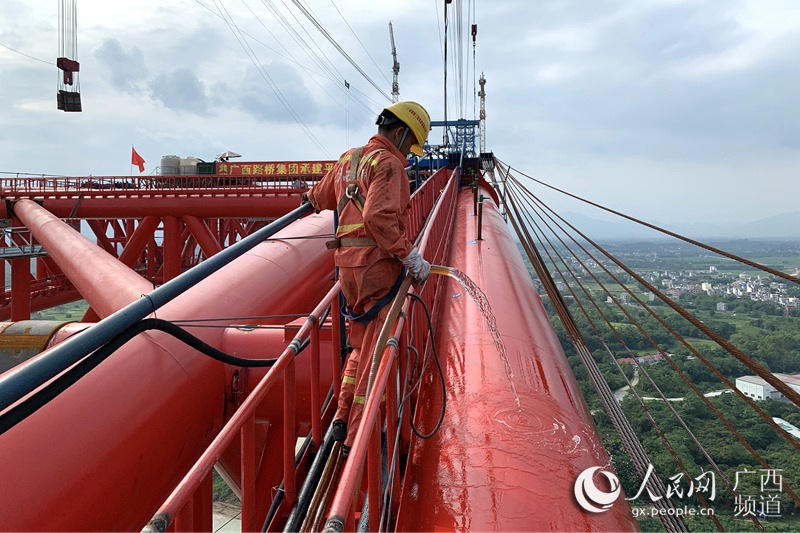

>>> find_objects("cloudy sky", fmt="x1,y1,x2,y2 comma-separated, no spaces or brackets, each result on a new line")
1,0,799,228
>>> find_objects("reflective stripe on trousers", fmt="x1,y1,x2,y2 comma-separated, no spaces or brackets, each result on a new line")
336,303,392,447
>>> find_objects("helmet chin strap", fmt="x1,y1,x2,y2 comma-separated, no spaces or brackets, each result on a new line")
395,127,410,153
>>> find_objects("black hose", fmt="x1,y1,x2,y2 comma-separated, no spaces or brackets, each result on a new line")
0,318,308,436
261,430,314,533
0,202,314,413
279,423,336,532
405,293,446,440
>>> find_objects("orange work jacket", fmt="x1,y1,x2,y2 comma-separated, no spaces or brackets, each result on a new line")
307,134,414,268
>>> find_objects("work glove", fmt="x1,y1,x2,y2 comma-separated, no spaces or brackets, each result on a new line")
301,192,319,213
401,247,431,286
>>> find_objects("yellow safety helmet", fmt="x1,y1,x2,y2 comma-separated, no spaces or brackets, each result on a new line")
380,101,430,156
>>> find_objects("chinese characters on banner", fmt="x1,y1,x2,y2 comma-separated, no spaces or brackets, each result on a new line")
216,161,335,177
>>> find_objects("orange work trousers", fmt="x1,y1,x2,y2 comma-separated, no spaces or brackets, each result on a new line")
336,259,401,447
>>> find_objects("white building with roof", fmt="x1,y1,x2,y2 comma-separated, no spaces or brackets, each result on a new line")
736,374,800,401
773,418,800,440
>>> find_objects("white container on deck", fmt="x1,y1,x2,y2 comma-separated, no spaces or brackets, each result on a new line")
160,155,180,176
180,157,201,175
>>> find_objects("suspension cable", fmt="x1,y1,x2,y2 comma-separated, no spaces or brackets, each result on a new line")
505,184,689,532
511,172,800,408
497,158,800,285
506,170,800,447
503,168,800,509
507,183,757,530
514,192,725,526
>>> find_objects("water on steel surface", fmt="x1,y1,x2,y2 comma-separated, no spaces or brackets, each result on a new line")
431,264,520,409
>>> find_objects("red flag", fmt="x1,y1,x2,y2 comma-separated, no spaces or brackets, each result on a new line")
131,147,146,173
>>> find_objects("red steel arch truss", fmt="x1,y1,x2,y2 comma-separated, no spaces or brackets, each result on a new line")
0,174,311,320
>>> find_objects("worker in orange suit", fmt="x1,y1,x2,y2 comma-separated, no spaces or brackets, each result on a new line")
303,101,432,454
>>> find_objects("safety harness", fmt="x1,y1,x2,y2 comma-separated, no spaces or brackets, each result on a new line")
327,145,404,325
340,267,406,325
325,146,385,250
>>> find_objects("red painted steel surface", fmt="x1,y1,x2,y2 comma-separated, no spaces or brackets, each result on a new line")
395,188,637,531
13,199,154,317
27,195,302,219
0,211,337,531
214,322,335,500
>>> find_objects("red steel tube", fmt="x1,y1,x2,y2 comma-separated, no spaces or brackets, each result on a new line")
148,282,341,529
117,216,161,267
182,216,223,257
0,211,336,531
241,414,257,533
326,313,406,526
394,188,637,531
0,195,304,220
310,325,322,447
12,199,153,317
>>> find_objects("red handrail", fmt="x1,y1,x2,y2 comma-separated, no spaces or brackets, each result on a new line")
146,282,342,532
143,167,458,532
325,169,459,530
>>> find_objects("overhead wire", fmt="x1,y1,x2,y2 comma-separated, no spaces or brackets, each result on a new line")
500,161,800,510
327,0,391,86
288,0,392,102
195,0,375,128
499,159,800,286
260,0,353,93
195,0,371,122
470,0,478,120
210,0,333,157
234,0,372,124
258,0,377,119
275,0,347,84
0,42,52,66
503,174,759,530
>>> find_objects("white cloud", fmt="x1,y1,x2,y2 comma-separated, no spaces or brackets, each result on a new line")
0,0,798,223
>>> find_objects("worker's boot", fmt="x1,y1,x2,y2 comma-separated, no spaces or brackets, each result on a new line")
332,419,347,442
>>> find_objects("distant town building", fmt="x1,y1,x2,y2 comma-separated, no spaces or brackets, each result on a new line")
773,418,800,440
709,266,718,273
618,353,665,365
716,302,728,312
735,374,800,401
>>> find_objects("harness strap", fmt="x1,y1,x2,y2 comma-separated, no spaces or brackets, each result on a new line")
336,146,365,214
325,237,377,249
341,268,406,326
335,147,386,216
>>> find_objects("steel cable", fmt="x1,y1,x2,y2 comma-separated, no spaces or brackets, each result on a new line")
507,183,753,531
497,158,800,286
505,185,689,532
503,167,800,510
506,170,800,409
